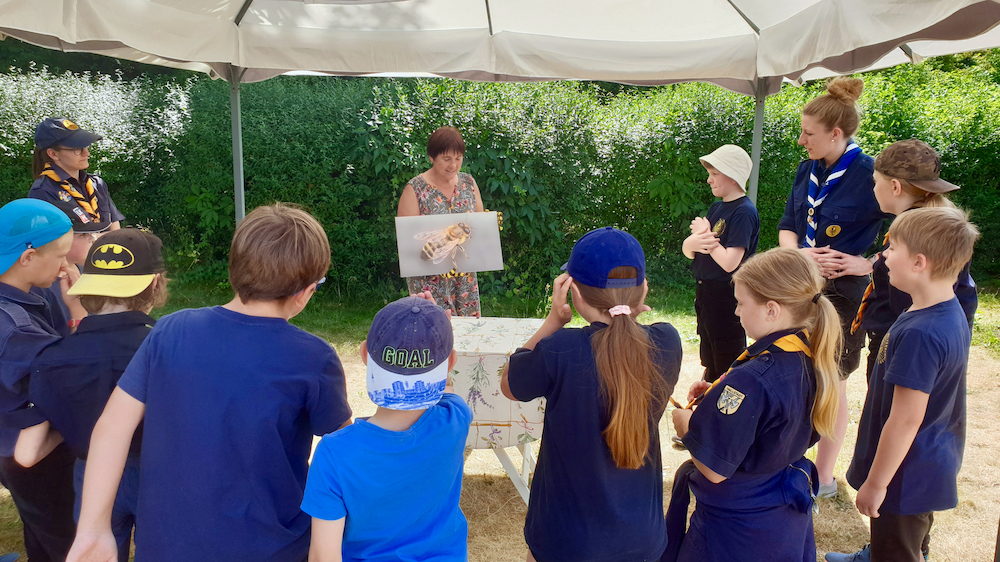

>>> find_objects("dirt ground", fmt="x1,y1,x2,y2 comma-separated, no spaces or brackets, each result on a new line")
336,338,1000,562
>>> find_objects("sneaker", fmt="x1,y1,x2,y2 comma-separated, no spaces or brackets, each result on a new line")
825,544,871,562
671,435,687,451
0,554,20,562
817,478,838,498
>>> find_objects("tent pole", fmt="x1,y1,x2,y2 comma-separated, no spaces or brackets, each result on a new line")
748,78,765,205
230,78,246,222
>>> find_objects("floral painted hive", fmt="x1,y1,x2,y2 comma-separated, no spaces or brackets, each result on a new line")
450,317,546,449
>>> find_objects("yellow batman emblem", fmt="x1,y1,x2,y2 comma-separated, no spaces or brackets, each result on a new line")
91,244,135,270
62,119,79,130
712,219,726,236
826,225,842,237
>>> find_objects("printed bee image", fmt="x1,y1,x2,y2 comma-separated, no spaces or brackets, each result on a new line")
415,222,472,269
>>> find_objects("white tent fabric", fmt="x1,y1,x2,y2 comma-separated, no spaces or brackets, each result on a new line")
2,0,1000,215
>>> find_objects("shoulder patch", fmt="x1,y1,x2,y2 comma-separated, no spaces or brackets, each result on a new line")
712,219,726,236
717,385,746,415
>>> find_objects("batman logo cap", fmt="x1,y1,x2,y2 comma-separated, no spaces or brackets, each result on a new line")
69,228,165,298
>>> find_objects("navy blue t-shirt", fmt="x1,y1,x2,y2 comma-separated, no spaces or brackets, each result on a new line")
683,329,819,479
507,322,681,562
861,235,977,333
117,306,352,562
30,311,154,459
777,154,887,256
692,196,760,282
0,283,69,456
847,298,970,515
29,166,125,224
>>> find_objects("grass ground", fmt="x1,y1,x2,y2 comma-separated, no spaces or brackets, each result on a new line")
2,281,998,560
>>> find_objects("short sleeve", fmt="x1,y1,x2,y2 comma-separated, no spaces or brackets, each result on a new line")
301,439,348,521
307,347,353,436
507,345,555,402
883,328,941,395
116,330,154,404
722,206,757,250
0,323,60,391
682,371,768,478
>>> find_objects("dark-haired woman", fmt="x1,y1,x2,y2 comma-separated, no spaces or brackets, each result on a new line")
777,77,887,498
29,118,123,231
398,126,484,317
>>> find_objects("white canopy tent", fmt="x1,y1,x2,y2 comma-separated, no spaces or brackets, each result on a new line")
2,0,1000,218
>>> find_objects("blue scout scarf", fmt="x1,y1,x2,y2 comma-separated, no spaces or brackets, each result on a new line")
805,142,861,247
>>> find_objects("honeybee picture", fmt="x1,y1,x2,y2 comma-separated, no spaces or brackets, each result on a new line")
415,222,472,270
396,212,503,278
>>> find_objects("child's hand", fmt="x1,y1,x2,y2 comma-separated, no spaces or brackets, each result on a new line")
66,529,118,562
546,273,575,327
690,231,721,254
855,480,887,518
687,380,711,404
671,408,693,438
59,263,87,322
690,217,712,234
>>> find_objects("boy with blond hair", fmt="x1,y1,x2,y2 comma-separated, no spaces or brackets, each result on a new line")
68,204,352,562
827,207,980,562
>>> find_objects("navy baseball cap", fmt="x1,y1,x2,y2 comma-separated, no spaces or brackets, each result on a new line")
34,118,102,150
0,199,74,276
365,297,454,411
562,227,645,289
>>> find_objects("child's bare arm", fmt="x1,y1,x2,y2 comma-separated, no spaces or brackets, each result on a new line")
502,273,573,400
13,421,63,468
707,246,746,273
855,386,929,518
68,387,145,562
309,517,345,562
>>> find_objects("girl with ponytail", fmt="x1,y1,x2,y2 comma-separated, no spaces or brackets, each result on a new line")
501,227,682,562
665,248,842,562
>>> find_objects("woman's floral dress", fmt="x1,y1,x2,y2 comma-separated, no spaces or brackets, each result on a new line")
405,172,481,317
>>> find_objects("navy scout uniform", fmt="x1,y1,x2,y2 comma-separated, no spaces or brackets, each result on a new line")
664,330,820,562
29,164,124,226
693,196,759,382
778,152,886,376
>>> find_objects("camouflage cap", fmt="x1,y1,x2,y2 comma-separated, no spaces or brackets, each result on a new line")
874,139,959,194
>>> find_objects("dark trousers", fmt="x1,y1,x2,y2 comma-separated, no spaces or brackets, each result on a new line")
871,509,932,562
0,444,76,561
825,275,869,379
695,279,746,383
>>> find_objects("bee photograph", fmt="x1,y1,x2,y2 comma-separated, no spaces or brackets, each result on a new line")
395,212,503,278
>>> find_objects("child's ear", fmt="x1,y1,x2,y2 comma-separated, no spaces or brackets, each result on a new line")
447,349,457,371
359,340,368,365
766,300,781,320
912,253,929,273
891,178,904,197
16,248,35,267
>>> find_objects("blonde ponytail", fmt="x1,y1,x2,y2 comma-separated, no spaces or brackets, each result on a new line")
575,267,668,469
731,249,843,439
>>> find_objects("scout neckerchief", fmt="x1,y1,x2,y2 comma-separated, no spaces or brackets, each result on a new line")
805,142,860,247
850,231,889,335
670,330,811,409
40,163,100,221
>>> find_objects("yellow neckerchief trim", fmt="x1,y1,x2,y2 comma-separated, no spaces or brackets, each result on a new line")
851,231,889,335
40,163,100,220
671,331,811,410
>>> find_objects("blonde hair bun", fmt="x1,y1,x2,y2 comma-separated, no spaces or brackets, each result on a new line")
825,77,864,103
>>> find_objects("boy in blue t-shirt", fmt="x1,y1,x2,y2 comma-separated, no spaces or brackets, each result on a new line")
682,144,760,383
827,207,980,562
302,295,472,562
68,204,352,562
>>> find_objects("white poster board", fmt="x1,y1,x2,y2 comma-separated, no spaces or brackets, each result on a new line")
395,212,503,277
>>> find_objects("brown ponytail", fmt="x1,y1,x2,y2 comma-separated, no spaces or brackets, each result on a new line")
33,147,54,178
574,267,669,469
731,249,843,439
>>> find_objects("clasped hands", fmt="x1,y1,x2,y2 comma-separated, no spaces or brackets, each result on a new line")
799,246,873,279
688,216,720,254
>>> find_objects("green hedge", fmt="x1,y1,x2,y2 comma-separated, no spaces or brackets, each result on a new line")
2,51,999,300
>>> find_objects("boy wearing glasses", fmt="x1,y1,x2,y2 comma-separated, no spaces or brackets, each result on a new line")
68,204,352,562
29,117,124,231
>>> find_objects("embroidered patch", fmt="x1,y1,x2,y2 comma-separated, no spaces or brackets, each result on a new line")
717,385,746,415
58,190,72,202
877,331,890,365
62,119,79,130
826,225,842,237
712,219,726,236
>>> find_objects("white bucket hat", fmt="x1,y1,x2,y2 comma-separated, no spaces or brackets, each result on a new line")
699,144,753,192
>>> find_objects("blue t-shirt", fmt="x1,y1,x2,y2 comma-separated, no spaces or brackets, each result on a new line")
847,298,970,515
507,322,681,562
0,283,68,456
117,306,352,562
692,196,760,282
301,393,472,562
777,154,887,257
683,329,820,479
